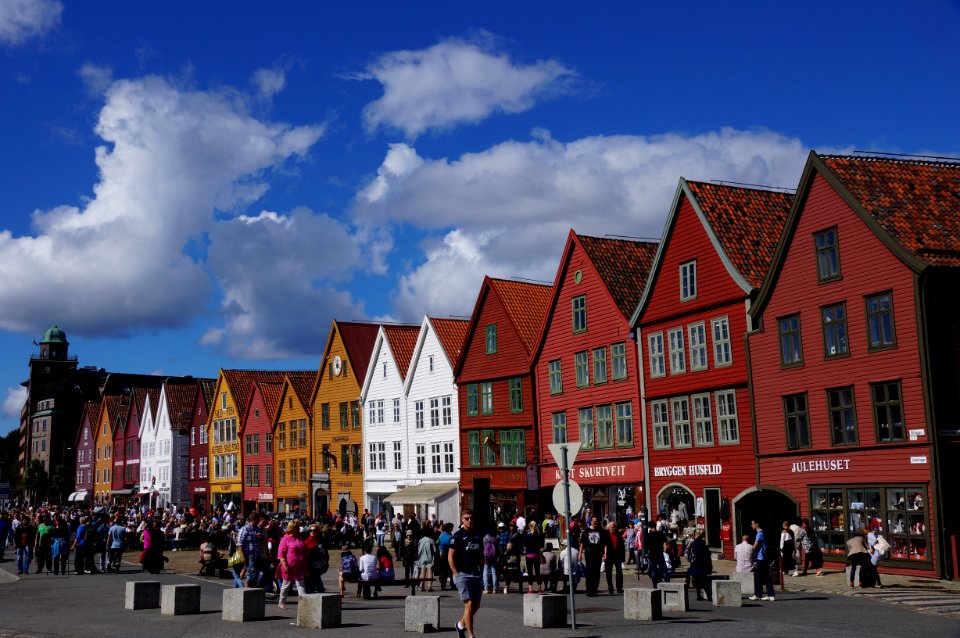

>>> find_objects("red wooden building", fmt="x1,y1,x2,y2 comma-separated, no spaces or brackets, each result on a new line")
455,277,553,521
188,378,216,512
748,152,960,577
633,180,791,556
532,232,657,523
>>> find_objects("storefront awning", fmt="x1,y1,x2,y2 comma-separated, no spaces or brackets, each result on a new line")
385,482,458,506
67,491,89,502
109,488,137,495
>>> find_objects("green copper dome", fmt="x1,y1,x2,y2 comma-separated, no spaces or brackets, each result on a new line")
40,325,68,345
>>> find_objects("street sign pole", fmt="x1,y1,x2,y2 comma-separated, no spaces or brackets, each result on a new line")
561,444,577,630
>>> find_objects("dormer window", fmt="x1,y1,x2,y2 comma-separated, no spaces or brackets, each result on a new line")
680,261,697,301
429,355,434,372
814,228,841,282
220,392,227,410
383,362,387,378
485,325,497,354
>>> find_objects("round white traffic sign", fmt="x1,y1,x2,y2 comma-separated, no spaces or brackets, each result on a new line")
552,478,584,517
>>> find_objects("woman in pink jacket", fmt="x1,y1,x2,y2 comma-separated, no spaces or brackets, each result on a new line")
277,521,308,610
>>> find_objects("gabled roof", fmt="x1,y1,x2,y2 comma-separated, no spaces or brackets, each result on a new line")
337,321,381,386
253,381,284,426
578,234,659,318
163,381,200,431
431,317,470,367
685,181,793,288
75,400,101,447
198,378,216,413
270,371,317,425
821,155,960,267
632,179,792,326
752,152,960,319
384,325,421,380
96,394,123,443
221,370,305,423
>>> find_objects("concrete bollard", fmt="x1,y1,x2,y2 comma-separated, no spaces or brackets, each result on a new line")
124,581,161,610
712,579,742,607
222,587,265,622
624,588,662,621
297,593,341,629
729,571,756,597
523,594,567,629
405,595,440,632
656,582,688,612
161,584,201,615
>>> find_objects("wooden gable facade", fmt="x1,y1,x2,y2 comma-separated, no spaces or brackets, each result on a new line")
272,372,317,515
72,400,100,499
93,395,122,503
188,378,216,512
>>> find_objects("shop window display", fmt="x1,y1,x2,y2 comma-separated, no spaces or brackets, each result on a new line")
809,485,928,562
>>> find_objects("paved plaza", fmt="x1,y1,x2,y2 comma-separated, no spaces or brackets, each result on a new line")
1,552,958,638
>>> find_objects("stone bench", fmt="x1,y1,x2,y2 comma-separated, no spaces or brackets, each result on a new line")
298,593,341,629
712,580,742,607
656,582,688,612
729,571,755,597
161,584,201,615
125,581,161,610
624,588,662,621
523,594,567,629
405,595,440,632
222,587,265,622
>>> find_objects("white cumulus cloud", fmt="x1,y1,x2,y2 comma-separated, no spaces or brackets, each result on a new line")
2,386,27,419
0,75,326,344
0,0,61,46
355,128,811,321
360,35,576,138
251,67,286,100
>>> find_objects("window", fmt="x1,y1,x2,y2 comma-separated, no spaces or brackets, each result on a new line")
575,351,589,387
383,361,387,378
190,427,195,446
668,328,686,374
647,332,665,378
200,457,207,478
680,260,697,300
190,458,195,479
341,445,350,474
339,402,348,430
299,420,307,448
716,390,739,444
373,443,386,470
443,442,455,473
485,325,497,354
288,422,297,449
199,426,207,444
351,401,360,429
480,382,493,414
615,401,633,446
866,292,896,350
369,401,376,425
552,412,567,444
688,322,708,371
442,396,453,425
671,398,691,448
651,400,670,449
509,378,523,413
827,387,857,445
369,443,378,471
692,393,713,446
778,314,803,366
415,401,424,429
467,385,479,416
279,460,286,485
590,347,608,385
221,392,227,410
277,422,286,450
265,433,273,454
611,342,627,380
784,393,811,450
596,404,613,449
351,445,361,474
572,295,587,332
321,403,330,430
549,360,563,394
416,444,426,475
394,398,401,423
393,441,402,470
482,429,496,466
430,397,440,427
431,443,442,474
873,381,905,442
468,432,481,466
822,303,849,358
264,464,272,486
429,355,434,372
500,429,525,466
578,407,594,450
322,444,331,471
814,228,841,281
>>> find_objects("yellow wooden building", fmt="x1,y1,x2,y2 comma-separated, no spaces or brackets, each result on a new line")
92,395,122,504
272,372,319,516
310,321,379,516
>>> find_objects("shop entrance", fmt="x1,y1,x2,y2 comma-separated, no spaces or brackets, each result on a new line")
657,485,695,537
734,488,798,545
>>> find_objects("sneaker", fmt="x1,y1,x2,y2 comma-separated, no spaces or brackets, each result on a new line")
456,621,467,638
761,596,775,601
748,595,760,601
502,587,508,594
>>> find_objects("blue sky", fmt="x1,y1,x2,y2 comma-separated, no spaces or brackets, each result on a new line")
2,0,959,434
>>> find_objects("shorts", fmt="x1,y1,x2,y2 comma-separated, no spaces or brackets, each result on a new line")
454,573,483,601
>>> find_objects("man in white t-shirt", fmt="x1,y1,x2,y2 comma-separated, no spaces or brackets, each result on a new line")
734,535,754,573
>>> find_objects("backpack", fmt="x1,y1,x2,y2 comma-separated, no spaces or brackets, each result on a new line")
84,525,99,545
483,536,497,561
317,546,330,574
341,552,359,577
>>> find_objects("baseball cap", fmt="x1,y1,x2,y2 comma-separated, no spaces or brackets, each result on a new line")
497,522,505,528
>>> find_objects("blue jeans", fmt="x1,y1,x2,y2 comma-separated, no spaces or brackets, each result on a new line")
17,546,32,573
754,557,775,597
244,555,261,588
232,564,245,588
482,563,498,591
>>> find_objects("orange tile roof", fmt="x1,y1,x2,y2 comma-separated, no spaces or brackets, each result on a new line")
102,395,123,436
431,318,470,366
685,181,793,288
489,278,553,354
578,235,659,319
163,381,200,431
287,372,317,417
383,325,421,379
337,322,381,385
222,370,311,423
256,382,284,422
822,155,960,267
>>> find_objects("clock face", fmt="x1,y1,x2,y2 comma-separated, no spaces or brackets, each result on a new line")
332,355,343,376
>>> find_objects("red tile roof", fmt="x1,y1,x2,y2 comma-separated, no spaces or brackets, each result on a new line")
578,235,659,319
256,382,284,423
685,181,793,288
383,325,421,380
337,322,381,385
287,372,317,417
101,395,123,438
822,155,960,267
163,381,200,431
198,378,216,413
431,318,470,367
221,370,312,423
83,400,101,425
489,279,553,354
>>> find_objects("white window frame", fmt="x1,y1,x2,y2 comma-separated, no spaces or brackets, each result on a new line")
671,397,692,448
393,441,402,470
431,443,442,474
688,322,708,372
430,397,440,427
651,400,670,449
712,316,732,367
416,444,426,475
692,393,714,446
680,260,697,301
716,389,740,444
442,396,452,426
647,332,665,378
393,398,401,423
415,401,424,429
668,327,686,374
443,441,455,473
